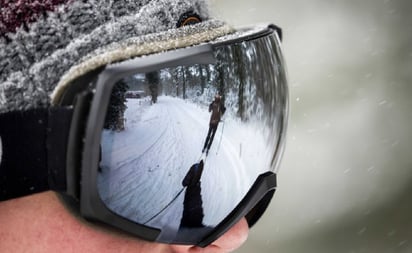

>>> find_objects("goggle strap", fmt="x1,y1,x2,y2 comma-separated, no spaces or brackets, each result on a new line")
47,107,74,192
0,107,73,201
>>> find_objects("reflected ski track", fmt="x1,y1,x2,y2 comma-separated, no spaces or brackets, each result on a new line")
99,95,256,230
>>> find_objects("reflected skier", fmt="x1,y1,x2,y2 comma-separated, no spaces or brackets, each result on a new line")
202,94,226,155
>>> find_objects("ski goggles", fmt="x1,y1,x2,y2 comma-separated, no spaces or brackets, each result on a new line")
0,24,288,246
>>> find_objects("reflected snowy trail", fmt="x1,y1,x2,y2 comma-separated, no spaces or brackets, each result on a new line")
98,95,266,230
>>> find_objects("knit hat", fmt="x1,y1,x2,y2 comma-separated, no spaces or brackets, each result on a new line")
0,0,233,113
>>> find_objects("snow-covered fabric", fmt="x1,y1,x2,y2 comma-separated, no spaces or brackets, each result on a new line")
0,0,70,36
0,0,232,113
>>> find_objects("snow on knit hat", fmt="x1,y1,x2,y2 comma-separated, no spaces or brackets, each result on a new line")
0,0,233,113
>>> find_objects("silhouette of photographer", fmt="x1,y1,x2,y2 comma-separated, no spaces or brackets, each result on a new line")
180,160,205,228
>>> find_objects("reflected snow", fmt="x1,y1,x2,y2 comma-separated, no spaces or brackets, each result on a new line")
98,95,270,230
95,31,288,241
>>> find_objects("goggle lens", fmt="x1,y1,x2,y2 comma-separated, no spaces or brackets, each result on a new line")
89,27,287,245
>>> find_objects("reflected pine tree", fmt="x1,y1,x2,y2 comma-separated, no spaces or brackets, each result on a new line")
104,80,128,131
147,71,160,104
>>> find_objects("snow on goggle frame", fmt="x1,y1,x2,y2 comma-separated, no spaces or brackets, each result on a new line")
0,24,288,246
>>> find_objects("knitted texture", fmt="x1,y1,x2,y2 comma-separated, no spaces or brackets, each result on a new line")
0,0,231,113
0,0,70,36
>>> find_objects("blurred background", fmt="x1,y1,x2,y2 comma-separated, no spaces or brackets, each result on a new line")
210,0,412,252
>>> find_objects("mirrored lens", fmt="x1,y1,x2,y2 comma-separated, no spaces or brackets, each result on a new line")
97,31,287,243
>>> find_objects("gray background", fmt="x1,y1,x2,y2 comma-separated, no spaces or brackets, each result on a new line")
211,0,412,252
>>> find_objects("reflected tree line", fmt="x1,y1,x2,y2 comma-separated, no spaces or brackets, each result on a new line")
104,34,287,133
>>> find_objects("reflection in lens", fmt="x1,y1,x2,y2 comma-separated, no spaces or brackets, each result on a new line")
97,32,287,243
